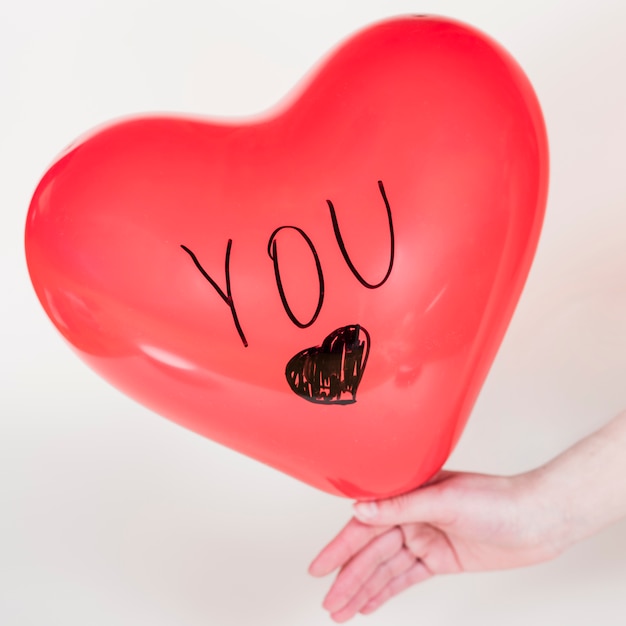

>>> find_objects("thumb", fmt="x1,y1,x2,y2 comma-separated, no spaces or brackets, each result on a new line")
353,482,452,526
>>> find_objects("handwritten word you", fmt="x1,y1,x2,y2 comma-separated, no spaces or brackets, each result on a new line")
181,180,394,347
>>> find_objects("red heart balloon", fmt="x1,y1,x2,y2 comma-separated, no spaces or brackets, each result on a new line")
25,16,548,499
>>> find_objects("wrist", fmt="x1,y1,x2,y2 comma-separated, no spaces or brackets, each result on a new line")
522,411,626,555
517,465,578,558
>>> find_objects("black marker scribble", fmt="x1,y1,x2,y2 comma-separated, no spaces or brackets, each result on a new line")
267,226,325,328
285,325,370,404
180,241,248,347
327,180,395,289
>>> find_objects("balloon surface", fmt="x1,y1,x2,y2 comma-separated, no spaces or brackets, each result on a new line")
25,16,548,499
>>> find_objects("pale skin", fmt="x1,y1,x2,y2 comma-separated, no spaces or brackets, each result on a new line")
309,410,626,622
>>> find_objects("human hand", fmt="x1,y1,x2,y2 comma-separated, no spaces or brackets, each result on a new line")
309,470,567,622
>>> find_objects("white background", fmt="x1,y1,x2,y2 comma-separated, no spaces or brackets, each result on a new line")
2,1,626,624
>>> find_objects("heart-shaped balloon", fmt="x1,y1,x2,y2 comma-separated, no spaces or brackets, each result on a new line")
25,16,548,499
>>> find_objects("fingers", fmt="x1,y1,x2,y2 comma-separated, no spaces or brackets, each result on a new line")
310,476,467,620
402,522,464,574
328,547,420,622
321,523,458,621
359,559,432,616
309,517,390,577
353,481,454,527
322,526,405,614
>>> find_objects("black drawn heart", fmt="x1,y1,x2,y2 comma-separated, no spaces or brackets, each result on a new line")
285,325,371,404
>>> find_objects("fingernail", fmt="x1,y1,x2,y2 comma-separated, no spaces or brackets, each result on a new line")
354,501,378,520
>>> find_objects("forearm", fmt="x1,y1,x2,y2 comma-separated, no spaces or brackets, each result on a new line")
528,410,626,552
